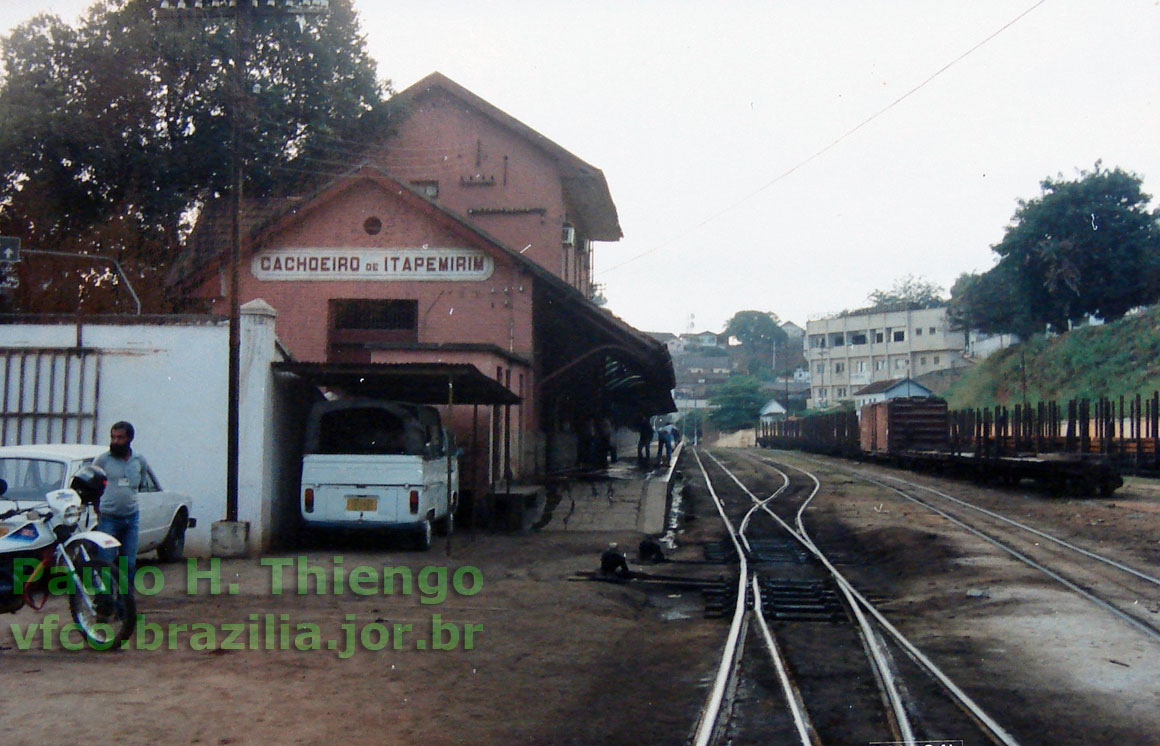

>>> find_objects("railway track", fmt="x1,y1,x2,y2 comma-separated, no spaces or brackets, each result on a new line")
764,449,1160,646
687,446,1020,746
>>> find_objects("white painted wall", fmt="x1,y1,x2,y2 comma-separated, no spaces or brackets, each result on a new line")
0,304,297,556
967,330,1018,359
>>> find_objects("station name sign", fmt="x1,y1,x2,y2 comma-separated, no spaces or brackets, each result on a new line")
252,248,494,282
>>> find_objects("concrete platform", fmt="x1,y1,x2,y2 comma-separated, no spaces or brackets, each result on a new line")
534,442,683,534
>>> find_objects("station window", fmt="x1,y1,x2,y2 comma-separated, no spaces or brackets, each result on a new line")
893,330,905,342
333,299,418,332
933,355,940,365
834,362,845,373
410,180,439,199
920,356,927,365
850,332,867,345
874,330,884,343
328,299,419,362
915,327,923,336
874,360,885,371
895,359,907,369
929,326,937,334
816,363,825,374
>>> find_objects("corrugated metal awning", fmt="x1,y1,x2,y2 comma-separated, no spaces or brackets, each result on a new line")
272,362,520,405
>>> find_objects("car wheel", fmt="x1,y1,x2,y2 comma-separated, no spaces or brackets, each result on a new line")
157,512,188,563
413,517,433,551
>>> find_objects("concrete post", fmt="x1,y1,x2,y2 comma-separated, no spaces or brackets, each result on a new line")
211,298,278,557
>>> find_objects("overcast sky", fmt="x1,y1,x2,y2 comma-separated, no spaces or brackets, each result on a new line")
4,1,1159,335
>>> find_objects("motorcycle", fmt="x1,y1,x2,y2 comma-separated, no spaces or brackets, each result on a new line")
0,464,136,649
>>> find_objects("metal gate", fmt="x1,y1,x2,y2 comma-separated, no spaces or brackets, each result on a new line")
0,348,101,445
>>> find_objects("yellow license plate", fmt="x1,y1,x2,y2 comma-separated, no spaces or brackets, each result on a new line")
346,496,378,512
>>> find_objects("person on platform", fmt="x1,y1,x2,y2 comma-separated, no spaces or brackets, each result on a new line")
635,417,653,467
598,416,616,465
657,422,681,466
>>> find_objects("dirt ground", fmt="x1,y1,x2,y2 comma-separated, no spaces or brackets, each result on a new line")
0,498,728,746
777,453,1160,744
4,451,1160,746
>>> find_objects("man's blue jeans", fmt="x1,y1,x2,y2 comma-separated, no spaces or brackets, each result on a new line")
96,511,139,584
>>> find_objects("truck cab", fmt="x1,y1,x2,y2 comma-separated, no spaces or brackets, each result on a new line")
299,398,458,549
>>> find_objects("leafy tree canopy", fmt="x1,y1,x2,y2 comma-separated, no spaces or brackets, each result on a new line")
947,268,1036,337
707,375,767,432
0,0,390,312
865,274,946,311
724,310,787,349
953,164,1160,336
988,162,1160,332
724,310,789,377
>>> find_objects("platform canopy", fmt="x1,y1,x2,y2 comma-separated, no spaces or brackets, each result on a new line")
272,361,521,405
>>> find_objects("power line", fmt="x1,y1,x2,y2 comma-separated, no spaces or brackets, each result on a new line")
598,0,1049,276
158,0,330,530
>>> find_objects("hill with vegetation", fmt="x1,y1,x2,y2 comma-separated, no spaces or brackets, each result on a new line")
944,306,1160,409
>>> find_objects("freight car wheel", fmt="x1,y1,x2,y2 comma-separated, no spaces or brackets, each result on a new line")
1099,476,1123,497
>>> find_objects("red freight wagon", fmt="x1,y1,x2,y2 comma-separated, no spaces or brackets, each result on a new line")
859,397,950,455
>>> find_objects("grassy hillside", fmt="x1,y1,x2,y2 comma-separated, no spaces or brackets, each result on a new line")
944,306,1160,409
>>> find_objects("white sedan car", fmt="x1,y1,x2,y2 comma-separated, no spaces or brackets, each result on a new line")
0,444,195,561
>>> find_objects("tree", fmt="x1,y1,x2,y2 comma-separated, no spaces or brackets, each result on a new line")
866,275,946,311
724,310,788,375
986,163,1160,332
0,0,390,312
679,408,706,443
707,375,767,432
947,268,1036,337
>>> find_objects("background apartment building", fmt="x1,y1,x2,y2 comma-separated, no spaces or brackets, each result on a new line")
804,305,967,408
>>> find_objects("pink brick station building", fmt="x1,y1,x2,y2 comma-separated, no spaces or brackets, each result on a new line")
169,72,674,507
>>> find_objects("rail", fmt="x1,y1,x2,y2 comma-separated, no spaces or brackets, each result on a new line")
706,447,1024,746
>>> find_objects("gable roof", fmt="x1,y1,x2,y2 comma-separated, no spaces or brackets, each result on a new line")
760,398,787,416
167,163,673,404
853,378,903,396
852,377,934,397
166,163,501,290
390,72,622,241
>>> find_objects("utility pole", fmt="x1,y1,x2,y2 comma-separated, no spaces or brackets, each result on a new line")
157,1,329,536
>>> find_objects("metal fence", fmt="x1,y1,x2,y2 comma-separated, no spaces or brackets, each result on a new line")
0,347,101,445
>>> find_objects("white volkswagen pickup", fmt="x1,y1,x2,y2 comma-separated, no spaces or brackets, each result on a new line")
299,398,458,549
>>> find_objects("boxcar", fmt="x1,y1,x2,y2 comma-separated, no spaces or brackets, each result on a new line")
859,397,950,455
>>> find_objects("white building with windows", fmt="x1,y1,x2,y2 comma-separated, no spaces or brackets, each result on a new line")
804,305,968,409
851,377,935,412
681,330,722,348
759,397,788,424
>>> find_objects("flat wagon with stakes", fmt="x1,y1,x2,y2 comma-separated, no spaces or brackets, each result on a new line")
759,395,1127,496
